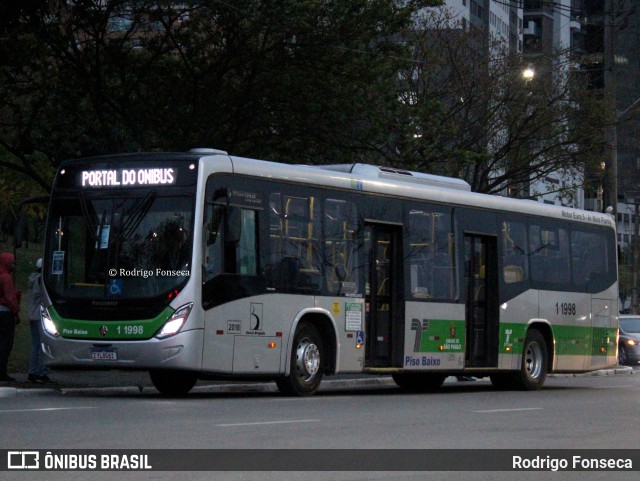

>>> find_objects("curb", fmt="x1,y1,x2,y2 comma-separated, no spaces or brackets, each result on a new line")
548,366,635,378
58,376,397,397
0,386,55,398
1,367,634,398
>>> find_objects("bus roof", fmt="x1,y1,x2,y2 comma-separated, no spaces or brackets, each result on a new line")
54,150,614,230
225,155,614,230
311,164,471,191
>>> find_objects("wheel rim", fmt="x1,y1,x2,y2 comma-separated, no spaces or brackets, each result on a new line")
524,341,543,380
295,338,320,381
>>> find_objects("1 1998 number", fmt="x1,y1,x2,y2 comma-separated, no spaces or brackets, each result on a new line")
556,302,576,316
116,325,143,335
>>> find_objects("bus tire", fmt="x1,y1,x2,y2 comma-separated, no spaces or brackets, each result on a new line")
514,329,548,390
276,323,324,396
150,369,198,396
392,373,446,392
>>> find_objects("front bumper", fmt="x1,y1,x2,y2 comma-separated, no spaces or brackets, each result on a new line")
41,329,203,370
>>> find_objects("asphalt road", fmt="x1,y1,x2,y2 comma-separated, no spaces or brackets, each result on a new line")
1,370,639,481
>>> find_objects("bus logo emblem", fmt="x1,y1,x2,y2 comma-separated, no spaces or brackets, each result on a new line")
411,319,429,352
250,303,263,331
99,325,108,336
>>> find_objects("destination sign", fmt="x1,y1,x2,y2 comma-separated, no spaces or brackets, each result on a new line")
80,168,175,187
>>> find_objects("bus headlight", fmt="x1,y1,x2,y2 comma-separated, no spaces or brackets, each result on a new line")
41,306,59,337
156,303,193,339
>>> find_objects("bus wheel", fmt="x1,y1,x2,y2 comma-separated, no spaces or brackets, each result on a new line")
276,323,324,396
618,344,629,365
150,369,198,396
392,373,446,392
514,329,548,390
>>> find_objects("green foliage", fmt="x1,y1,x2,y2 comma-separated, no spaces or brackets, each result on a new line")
392,7,612,196
0,0,439,175
0,0,611,203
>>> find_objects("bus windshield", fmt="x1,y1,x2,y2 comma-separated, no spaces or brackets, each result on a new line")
44,193,194,300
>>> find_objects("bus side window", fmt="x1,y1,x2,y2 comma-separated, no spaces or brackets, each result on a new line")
324,199,358,296
204,204,258,280
267,193,321,292
572,229,610,292
407,208,454,300
502,221,527,284
529,223,570,288
224,207,258,276
236,209,257,275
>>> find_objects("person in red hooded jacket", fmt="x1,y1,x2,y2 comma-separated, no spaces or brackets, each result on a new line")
0,252,20,382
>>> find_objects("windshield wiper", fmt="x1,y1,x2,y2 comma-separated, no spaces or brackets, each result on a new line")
119,191,157,241
79,192,106,244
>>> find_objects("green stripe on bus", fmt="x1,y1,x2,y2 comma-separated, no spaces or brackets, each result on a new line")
498,323,617,357
49,306,175,340
416,320,616,357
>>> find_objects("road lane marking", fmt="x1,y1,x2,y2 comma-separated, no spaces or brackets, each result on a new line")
215,419,320,427
590,385,634,389
473,407,543,413
270,396,353,402
0,407,97,413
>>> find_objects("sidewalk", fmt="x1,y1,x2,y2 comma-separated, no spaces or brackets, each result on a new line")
0,366,634,398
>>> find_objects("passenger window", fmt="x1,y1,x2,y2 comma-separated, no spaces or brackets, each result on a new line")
501,221,527,284
203,203,258,280
267,193,321,292
407,209,455,299
529,224,570,287
236,209,257,275
203,203,223,283
324,199,359,295
572,229,610,292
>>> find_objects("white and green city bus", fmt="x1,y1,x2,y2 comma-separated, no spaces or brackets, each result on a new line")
38,148,618,395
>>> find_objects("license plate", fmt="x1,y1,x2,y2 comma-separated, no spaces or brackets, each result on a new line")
90,349,117,361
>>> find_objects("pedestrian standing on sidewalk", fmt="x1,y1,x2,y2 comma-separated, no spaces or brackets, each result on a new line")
27,258,50,383
0,252,20,383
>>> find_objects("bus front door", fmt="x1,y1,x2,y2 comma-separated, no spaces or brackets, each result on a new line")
365,224,404,368
464,234,499,368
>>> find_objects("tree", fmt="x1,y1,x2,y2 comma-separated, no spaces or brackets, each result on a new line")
389,8,614,199
0,0,439,192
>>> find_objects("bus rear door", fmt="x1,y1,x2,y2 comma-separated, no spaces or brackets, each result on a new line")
364,224,404,368
464,233,500,368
